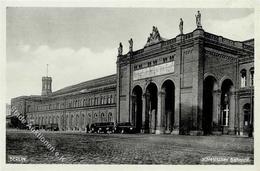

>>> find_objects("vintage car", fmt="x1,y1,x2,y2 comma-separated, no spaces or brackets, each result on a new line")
114,122,135,134
32,124,40,130
45,123,59,131
90,122,115,133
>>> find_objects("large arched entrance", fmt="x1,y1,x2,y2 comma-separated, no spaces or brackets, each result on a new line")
203,76,218,135
221,79,234,133
132,85,143,133
145,82,158,133
161,80,175,133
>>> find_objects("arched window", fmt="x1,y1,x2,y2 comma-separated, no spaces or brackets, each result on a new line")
240,69,247,88
243,103,251,126
108,112,113,122
91,98,94,106
108,95,111,104
101,113,105,122
111,95,114,104
250,67,254,86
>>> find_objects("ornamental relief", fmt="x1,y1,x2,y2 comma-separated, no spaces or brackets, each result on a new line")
205,47,236,62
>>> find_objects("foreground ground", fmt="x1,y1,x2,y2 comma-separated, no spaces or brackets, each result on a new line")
6,130,253,164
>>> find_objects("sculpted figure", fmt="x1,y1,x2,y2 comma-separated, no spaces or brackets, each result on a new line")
118,42,123,56
179,18,183,34
195,11,202,28
129,38,133,52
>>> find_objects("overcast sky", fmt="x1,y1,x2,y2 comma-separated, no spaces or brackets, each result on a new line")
6,8,254,103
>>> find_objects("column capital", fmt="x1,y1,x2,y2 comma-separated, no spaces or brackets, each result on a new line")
213,89,221,94
158,90,166,96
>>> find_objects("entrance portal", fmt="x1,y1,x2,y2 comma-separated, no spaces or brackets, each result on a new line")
161,80,175,133
132,86,143,133
220,79,234,133
203,76,217,135
145,83,158,133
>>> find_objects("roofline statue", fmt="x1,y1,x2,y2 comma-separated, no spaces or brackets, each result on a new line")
118,42,123,56
195,11,202,28
179,18,183,35
129,38,133,52
145,26,164,47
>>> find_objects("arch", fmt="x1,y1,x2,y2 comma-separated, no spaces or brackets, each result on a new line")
220,79,234,128
144,82,158,133
203,75,218,135
132,85,143,133
161,79,175,133
160,77,176,89
219,76,233,89
143,81,159,94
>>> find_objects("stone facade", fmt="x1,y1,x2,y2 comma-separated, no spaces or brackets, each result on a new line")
11,75,117,131
11,26,254,136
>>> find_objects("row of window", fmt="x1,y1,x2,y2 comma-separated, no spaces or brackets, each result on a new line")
28,112,113,125
240,67,254,88
133,54,175,70
28,94,116,112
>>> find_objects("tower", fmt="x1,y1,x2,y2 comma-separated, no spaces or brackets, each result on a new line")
41,64,52,96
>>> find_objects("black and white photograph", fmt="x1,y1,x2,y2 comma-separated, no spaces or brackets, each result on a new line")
1,1,258,170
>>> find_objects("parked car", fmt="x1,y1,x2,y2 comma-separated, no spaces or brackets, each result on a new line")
45,123,59,131
114,122,135,134
32,124,39,130
90,122,115,133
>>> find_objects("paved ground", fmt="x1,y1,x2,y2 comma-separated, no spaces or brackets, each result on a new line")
6,130,254,164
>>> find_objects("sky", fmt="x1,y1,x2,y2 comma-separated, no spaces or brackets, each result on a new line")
6,8,254,103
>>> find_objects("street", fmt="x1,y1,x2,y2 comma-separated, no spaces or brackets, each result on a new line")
6,130,254,164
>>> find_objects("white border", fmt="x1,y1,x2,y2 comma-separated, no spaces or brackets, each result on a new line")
1,1,259,171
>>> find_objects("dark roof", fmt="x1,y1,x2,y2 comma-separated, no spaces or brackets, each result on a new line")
51,74,116,96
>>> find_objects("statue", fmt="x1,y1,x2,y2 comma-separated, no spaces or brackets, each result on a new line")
128,38,133,52
145,26,163,47
195,11,202,28
179,18,183,34
118,42,123,56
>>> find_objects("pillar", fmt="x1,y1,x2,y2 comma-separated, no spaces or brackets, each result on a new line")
212,90,221,132
155,91,162,134
141,93,146,133
228,92,236,134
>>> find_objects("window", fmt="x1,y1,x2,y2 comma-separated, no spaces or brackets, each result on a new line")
134,65,137,70
240,69,246,88
163,57,168,63
153,60,157,65
138,64,142,69
107,96,110,104
250,67,254,86
108,112,113,122
243,104,251,126
170,55,175,61
148,62,152,67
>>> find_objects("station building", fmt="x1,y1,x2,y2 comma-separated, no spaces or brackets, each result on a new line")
11,17,254,136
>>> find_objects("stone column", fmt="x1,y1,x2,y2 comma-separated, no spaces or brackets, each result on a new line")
141,93,146,133
228,92,236,134
156,91,162,134
161,91,166,133
212,90,221,133
132,95,136,126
